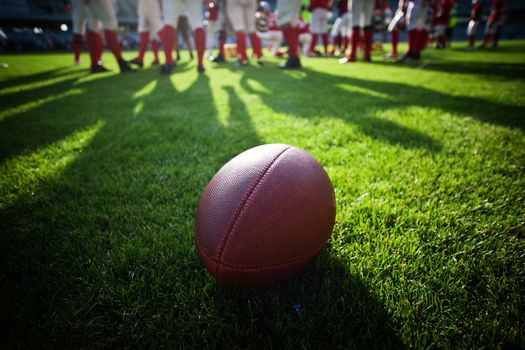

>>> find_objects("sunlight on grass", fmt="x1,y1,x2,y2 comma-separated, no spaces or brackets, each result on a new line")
338,83,395,100
0,71,85,96
0,120,105,208
133,80,158,99
0,88,83,121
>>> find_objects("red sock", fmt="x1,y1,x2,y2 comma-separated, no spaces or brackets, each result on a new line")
249,32,262,59
104,30,122,60
137,31,149,62
282,25,299,58
194,27,206,65
391,30,399,55
73,33,82,62
363,28,373,61
151,39,159,61
408,29,416,53
321,33,329,54
218,30,226,57
437,34,446,48
159,25,175,64
235,31,247,62
310,33,318,52
341,36,348,52
348,27,360,60
468,34,475,47
332,35,338,51
86,30,99,66
417,29,427,52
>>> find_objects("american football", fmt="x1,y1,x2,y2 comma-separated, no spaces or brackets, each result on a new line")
195,144,336,286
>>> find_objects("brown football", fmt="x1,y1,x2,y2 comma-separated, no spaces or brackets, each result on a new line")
195,144,336,286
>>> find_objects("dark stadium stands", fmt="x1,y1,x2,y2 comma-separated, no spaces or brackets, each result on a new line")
0,0,524,51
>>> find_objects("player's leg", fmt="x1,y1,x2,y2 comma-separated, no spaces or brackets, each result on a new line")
227,0,248,64
362,0,374,62
319,9,330,56
71,0,86,65
132,0,149,67
330,17,342,55
186,0,206,72
206,20,217,58
299,32,312,56
151,35,160,64
277,0,302,69
341,0,363,63
467,20,476,48
245,1,263,62
399,0,420,61
309,8,321,54
159,0,177,73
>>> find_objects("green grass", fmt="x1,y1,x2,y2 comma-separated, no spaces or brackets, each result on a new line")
0,42,524,349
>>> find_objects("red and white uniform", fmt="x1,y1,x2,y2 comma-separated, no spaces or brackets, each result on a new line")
467,0,482,38
406,0,428,31
297,16,313,55
433,0,455,34
257,11,283,56
488,0,503,24
310,0,331,34
72,0,101,35
331,0,351,38
205,0,220,55
276,0,302,26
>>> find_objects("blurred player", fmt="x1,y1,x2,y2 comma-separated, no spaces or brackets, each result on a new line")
340,0,375,63
159,0,206,74
297,15,313,56
175,14,194,61
466,0,483,48
385,0,407,58
256,2,284,57
276,0,303,69
481,0,504,48
372,0,392,52
83,0,135,73
130,0,162,68
433,0,455,49
71,0,88,66
226,0,263,65
329,0,351,56
399,0,428,62
309,0,333,56
205,0,219,58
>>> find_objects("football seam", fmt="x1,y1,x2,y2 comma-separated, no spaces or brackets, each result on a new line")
214,145,293,276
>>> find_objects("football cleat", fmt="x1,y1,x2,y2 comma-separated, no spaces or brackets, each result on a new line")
118,59,137,73
278,56,301,69
129,57,144,68
210,54,225,63
197,64,205,73
160,63,175,75
90,64,110,73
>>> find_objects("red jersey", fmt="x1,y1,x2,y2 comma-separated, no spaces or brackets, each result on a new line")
489,0,503,22
296,16,310,34
434,0,455,26
310,0,331,10
470,0,483,21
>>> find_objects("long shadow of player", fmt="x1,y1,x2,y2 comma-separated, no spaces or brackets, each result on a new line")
234,65,523,132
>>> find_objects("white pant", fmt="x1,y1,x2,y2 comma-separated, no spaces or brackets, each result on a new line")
350,0,374,28
84,0,118,31
330,13,352,37
162,0,203,29
276,0,301,27
467,20,479,36
227,0,256,32
388,10,404,32
138,0,163,34
257,30,283,55
299,32,312,55
406,0,426,31
310,8,329,34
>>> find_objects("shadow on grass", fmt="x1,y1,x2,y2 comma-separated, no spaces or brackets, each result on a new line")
227,64,523,132
0,63,405,348
210,251,403,349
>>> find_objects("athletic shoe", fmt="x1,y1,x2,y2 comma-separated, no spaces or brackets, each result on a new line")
118,59,137,73
151,59,160,66
278,56,301,69
129,57,144,68
256,59,264,66
197,64,205,73
90,64,110,73
339,56,356,64
160,63,175,75
210,54,225,63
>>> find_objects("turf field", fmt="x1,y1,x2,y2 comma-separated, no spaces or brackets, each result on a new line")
1,42,524,348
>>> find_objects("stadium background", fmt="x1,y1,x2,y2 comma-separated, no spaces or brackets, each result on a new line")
1,0,524,52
